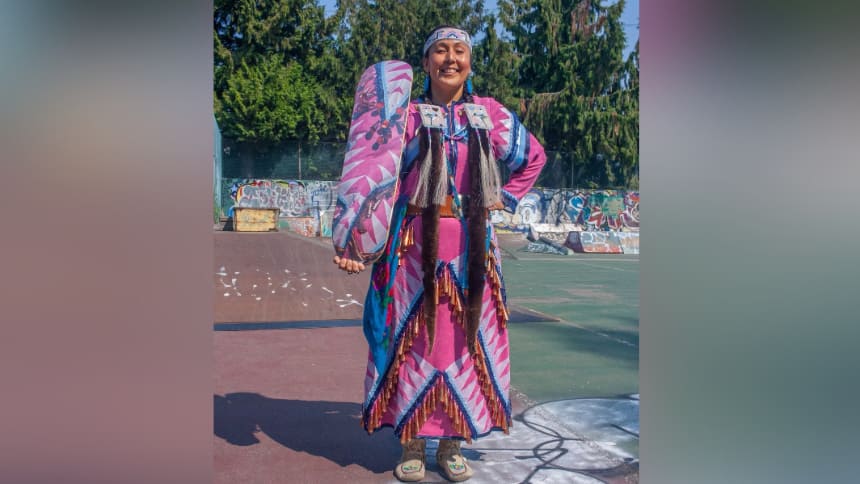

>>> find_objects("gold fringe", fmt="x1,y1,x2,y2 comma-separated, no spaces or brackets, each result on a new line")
469,342,511,432
395,376,485,444
434,266,468,332
365,307,426,432
397,222,417,267
486,243,509,329
365,258,512,439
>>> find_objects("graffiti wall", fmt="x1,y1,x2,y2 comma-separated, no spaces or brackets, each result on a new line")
220,180,640,240
279,217,318,237
222,179,338,236
525,241,570,256
566,231,624,254
492,189,639,233
615,232,640,255
222,179,338,217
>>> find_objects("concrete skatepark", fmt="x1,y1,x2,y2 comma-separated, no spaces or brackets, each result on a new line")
214,230,639,483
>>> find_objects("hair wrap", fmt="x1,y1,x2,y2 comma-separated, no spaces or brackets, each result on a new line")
423,28,472,56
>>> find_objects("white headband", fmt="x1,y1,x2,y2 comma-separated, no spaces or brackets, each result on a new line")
422,28,472,56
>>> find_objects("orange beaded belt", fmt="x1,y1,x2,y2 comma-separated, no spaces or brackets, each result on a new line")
406,195,479,218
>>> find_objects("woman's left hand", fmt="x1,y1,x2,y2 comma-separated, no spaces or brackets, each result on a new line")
333,255,366,274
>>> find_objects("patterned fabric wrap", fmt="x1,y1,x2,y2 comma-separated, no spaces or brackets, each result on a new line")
360,96,546,443
423,27,472,56
332,61,413,263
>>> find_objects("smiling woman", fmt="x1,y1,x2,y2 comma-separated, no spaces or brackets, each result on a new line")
334,25,547,482
422,33,473,105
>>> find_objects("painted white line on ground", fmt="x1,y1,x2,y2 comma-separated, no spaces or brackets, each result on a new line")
511,257,639,263
574,261,639,273
511,305,639,349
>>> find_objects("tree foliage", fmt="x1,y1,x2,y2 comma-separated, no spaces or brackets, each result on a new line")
214,0,333,90
333,0,484,99
472,14,521,110
220,55,325,144
214,0,342,175
498,0,638,188
214,0,639,188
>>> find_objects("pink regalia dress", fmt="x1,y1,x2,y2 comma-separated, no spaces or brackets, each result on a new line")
360,95,546,443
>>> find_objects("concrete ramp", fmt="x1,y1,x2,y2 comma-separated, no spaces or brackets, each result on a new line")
616,231,640,255
566,231,624,253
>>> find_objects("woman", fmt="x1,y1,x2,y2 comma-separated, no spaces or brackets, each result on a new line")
333,26,546,482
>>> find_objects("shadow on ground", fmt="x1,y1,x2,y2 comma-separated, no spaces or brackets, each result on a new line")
214,393,400,473
214,392,639,483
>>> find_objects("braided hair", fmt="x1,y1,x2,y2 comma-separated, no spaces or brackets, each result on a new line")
418,26,499,355
463,91,493,355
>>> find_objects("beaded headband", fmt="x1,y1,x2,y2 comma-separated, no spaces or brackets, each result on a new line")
422,28,472,56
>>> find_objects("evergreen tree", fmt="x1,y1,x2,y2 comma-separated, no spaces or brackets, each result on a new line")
220,55,325,145
214,0,341,174
615,40,639,188
219,55,328,176
472,13,521,110
212,0,638,188
333,0,485,101
214,0,332,92
499,0,639,188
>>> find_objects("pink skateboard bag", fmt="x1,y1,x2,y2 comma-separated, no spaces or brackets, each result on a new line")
332,60,413,263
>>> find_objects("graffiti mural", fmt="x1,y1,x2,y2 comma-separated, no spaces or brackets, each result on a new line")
221,179,340,228
566,231,624,254
233,180,308,217
218,179,640,239
583,191,624,230
319,209,334,238
528,223,582,242
306,181,335,212
524,241,570,256
621,192,640,228
564,192,589,225
280,217,318,237
516,190,544,227
615,232,640,255
492,188,640,233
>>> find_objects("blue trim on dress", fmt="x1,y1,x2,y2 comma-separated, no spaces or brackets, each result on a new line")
502,112,523,170
501,189,519,213
395,372,443,435
362,294,424,416
371,423,511,442
392,371,483,440
515,127,530,173
400,135,422,176
440,372,480,438
477,331,513,418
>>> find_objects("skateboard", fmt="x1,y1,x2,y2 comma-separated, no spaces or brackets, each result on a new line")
332,60,413,263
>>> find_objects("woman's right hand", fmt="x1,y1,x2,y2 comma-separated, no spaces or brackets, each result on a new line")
333,255,366,275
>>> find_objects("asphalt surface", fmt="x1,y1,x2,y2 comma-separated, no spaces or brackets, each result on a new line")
214,229,639,483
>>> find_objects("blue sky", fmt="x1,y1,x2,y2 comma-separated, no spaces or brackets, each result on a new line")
319,0,639,58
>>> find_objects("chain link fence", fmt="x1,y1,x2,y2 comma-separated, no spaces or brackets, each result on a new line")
219,139,634,190
221,139,346,181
